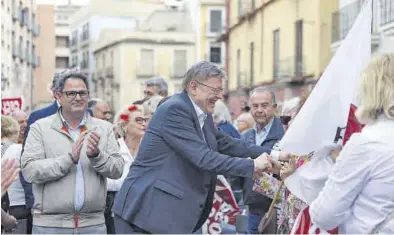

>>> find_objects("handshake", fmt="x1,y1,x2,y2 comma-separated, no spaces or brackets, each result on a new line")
252,152,294,180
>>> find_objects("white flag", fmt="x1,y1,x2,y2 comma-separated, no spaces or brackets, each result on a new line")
278,0,372,156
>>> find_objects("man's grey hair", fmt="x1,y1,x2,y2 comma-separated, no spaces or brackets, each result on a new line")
56,70,89,92
144,77,168,96
249,87,277,104
88,98,105,110
182,61,227,92
213,100,232,123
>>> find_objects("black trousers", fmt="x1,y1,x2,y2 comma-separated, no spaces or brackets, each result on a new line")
8,205,32,234
114,215,151,234
104,191,117,234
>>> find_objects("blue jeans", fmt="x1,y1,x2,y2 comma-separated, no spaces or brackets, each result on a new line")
247,213,263,234
32,224,106,234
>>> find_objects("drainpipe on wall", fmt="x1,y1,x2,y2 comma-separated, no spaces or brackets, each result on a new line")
225,0,230,93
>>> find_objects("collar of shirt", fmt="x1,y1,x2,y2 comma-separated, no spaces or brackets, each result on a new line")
117,138,134,163
59,109,87,132
253,117,274,145
188,95,207,129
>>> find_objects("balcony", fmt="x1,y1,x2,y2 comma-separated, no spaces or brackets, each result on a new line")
380,0,394,35
331,0,381,51
275,56,309,83
12,7,19,21
12,44,18,57
136,66,155,79
32,56,40,68
32,24,40,37
18,45,23,61
105,67,114,78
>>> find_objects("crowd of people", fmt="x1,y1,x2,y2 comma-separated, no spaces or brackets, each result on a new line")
1,55,394,234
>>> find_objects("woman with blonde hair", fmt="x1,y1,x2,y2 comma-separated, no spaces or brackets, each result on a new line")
105,104,149,234
306,54,394,233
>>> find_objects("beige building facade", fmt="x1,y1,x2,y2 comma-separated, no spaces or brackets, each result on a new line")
93,10,195,112
1,0,39,111
33,3,80,108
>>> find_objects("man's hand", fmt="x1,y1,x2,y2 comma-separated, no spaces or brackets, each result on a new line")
71,132,88,163
279,151,291,161
86,131,101,158
268,157,282,174
1,159,20,197
1,210,17,230
280,155,297,180
253,153,272,180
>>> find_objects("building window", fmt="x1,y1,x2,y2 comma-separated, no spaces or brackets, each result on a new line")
56,57,69,69
238,0,242,18
237,49,241,87
295,20,303,76
26,40,30,62
81,23,89,41
273,29,280,79
209,10,222,33
102,53,106,68
250,42,254,85
173,50,187,78
56,36,69,47
71,54,78,67
71,30,78,46
19,36,23,60
209,43,222,64
110,51,113,67
139,49,154,76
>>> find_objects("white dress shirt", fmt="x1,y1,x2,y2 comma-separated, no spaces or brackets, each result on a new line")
188,95,207,130
253,118,274,146
107,138,134,192
310,116,394,234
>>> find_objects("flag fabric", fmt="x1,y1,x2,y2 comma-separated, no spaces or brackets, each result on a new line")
202,175,241,234
278,0,372,156
279,0,372,234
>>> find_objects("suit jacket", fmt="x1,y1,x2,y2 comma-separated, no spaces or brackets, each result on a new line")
112,92,272,233
240,117,284,215
20,101,59,209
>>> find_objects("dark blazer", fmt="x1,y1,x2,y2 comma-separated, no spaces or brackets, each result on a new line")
20,101,59,209
240,117,284,215
217,121,241,139
112,92,272,234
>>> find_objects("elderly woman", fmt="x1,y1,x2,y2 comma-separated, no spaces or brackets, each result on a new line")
306,54,394,234
213,100,240,139
235,112,255,135
105,105,149,234
1,116,21,232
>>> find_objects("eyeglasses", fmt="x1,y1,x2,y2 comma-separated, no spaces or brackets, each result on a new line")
135,117,150,124
195,81,223,95
61,90,89,100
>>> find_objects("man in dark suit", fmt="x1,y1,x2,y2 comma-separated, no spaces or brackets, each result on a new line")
240,87,285,234
112,61,288,234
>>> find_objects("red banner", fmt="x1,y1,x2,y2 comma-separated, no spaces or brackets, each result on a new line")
202,176,241,234
1,98,22,115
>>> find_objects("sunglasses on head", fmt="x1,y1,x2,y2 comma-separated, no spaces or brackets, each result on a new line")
280,116,292,125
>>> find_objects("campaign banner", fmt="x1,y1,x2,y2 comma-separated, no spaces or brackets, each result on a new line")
1,98,22,115
202,175,241,234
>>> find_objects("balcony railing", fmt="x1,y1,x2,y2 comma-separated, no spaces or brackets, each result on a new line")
381,0,394,26
33,24,40,37
332,0,380,42
105,67,114,77
12,45,18,57
275,56,307,81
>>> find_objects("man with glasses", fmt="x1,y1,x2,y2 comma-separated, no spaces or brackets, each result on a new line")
21,71,124,234
113,61,290,234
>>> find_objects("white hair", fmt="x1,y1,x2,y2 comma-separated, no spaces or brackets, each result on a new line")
213,100,232,123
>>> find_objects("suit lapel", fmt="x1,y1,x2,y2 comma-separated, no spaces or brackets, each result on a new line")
179,92,205,142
